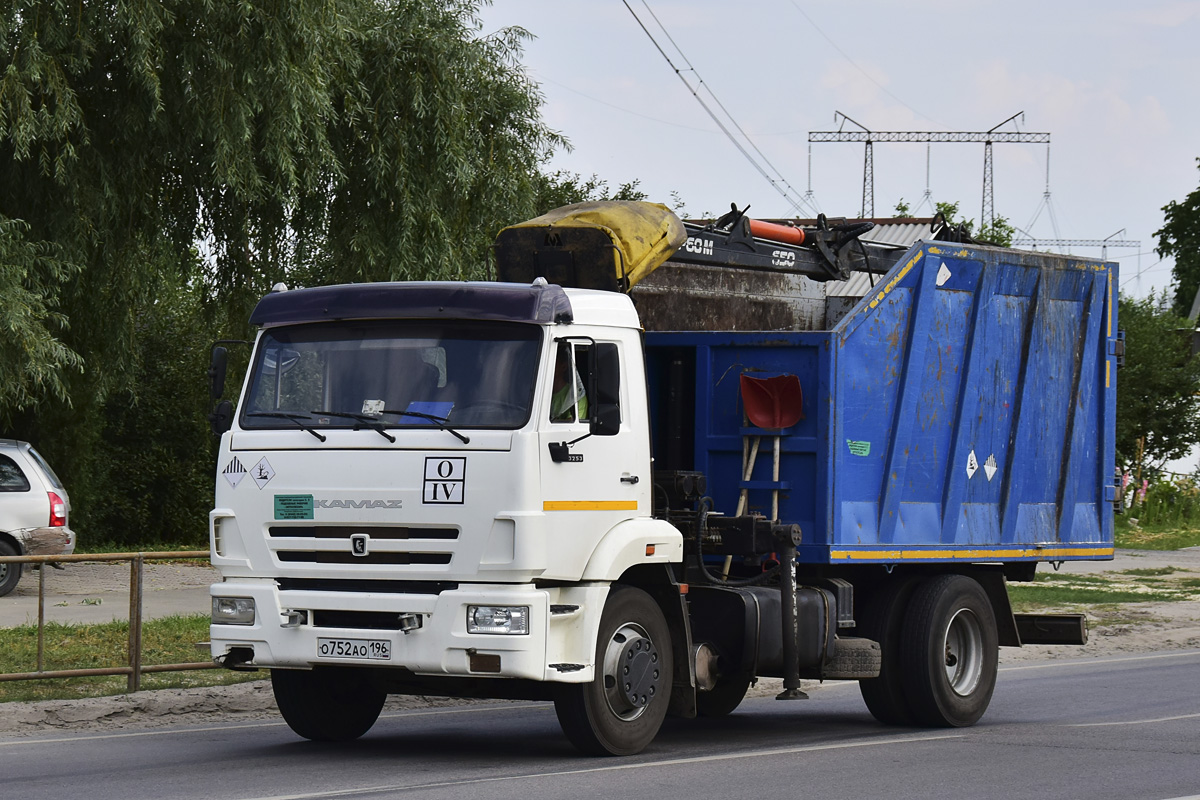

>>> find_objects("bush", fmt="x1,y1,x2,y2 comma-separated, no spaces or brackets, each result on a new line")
1125,473,1200,528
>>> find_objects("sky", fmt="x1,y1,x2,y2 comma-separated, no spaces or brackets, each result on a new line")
478,0,1200,301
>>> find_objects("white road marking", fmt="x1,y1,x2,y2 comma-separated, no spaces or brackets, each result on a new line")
1066,712,1200,727
232,734,964,800
1000,650,1200,672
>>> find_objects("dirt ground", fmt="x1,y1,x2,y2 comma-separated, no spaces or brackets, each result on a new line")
2,550,1199,738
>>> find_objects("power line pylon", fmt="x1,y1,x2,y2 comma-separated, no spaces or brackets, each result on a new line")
810,111,1049,223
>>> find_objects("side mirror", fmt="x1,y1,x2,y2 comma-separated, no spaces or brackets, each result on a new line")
208,399,234,436
209,346,229,400
589,343,621,436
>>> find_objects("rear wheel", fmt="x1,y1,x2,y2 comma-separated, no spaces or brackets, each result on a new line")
0,540,21,597
554,586,673,755
857,576,918,725
696,675,752,718
899,574,999,727
271,666,386,741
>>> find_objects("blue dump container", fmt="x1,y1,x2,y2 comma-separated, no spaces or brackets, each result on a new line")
646,241,1117,566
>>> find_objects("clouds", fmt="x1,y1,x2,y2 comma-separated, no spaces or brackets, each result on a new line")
482,0,1200,295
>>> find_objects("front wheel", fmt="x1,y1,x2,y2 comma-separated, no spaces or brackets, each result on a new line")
899,574,999,727
554,586,673,756
271,666,386,741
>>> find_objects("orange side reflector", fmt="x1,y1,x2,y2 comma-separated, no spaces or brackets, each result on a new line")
678,583,689,595
645,544,656,556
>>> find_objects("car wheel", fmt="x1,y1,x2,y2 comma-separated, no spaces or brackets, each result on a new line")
0,540,22,597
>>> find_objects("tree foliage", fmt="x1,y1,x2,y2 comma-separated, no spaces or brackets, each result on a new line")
533,171,647,213
891,199,1014,246
1116,294,1200,473
0,0,559,411
0,0,563,545
1158,158,1200,317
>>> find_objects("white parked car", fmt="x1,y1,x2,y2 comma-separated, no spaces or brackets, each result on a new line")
0,440,76,596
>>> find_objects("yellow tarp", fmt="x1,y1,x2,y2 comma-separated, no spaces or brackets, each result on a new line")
495,201,686,291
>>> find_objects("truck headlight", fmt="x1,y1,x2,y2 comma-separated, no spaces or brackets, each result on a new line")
466,605,529,635
212,597,256,625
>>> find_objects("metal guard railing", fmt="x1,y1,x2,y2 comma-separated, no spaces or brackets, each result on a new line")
0,551,215,691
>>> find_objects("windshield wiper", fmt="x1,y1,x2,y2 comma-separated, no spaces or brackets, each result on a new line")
246,412,327,442
380,409,470,444
310,410,397,443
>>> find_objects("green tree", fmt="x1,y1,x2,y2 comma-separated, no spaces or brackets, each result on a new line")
1157,158,1200,317
0,0,562,545
929,200,1014,247
532,171,648,213
1,0,559,412
1116,294,1200,474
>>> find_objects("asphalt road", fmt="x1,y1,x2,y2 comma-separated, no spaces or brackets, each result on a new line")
3,651,1198,800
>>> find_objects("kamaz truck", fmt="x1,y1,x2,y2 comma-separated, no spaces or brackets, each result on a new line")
207,201,1117,755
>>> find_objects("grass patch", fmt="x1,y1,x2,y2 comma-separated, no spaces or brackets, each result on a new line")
1033,572,1110,585
1114,517,1200,551
1120,567,1182,577
1007,584,1184,611
0,614,260,703
1007,570,1200,612
75,541,208,555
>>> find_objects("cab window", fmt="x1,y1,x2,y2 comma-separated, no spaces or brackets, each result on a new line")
549,342,589,423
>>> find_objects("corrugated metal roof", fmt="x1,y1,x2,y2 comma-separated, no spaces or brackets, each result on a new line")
803,219,935,297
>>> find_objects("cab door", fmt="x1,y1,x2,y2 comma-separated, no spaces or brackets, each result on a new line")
537,334,651,576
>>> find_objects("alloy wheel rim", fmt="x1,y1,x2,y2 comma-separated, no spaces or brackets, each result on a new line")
601,622,663,721
943,607,984,696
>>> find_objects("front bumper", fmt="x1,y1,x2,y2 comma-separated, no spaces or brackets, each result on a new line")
210,580,607,683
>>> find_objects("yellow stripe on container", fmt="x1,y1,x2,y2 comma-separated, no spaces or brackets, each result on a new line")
543,500,638,511
829,546,1115,561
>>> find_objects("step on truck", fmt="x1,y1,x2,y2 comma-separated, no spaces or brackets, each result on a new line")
207,201,1118,755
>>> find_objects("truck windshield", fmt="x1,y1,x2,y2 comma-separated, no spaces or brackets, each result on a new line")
240,320,542,431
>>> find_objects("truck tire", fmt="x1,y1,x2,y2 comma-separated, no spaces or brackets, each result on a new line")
899,574,998,727
0,540,21,597
696,675,752,717
554,585,673,755
271,666,386,742
857,576,918,725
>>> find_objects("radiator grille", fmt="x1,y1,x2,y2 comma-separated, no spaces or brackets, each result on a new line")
268,526,458,540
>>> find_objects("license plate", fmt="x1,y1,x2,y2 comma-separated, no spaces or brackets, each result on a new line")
317,637,392,661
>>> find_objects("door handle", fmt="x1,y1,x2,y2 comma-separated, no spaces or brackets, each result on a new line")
620,475,640,484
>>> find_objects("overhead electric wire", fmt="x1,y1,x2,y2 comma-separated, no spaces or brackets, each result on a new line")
785,0,942,128
537,75,725,134
623,0,818,217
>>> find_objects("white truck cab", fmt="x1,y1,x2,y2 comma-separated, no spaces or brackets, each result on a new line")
209,280,682,754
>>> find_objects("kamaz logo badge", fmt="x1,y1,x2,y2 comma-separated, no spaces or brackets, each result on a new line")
350,533,370,557
315,499,403,509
